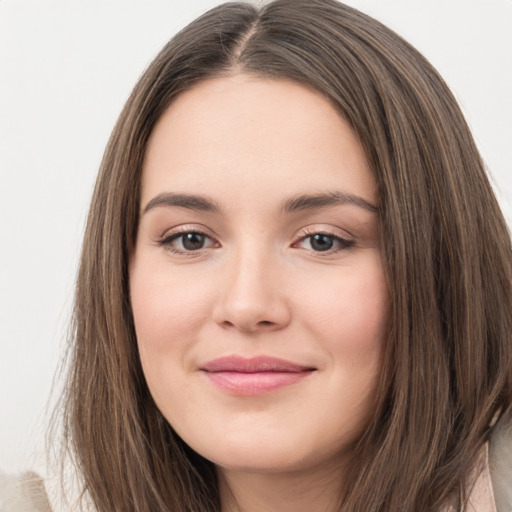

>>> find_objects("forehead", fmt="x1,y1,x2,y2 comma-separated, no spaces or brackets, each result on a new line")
141,74,377,209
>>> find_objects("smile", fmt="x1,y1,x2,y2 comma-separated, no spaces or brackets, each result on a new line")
200,356,316,396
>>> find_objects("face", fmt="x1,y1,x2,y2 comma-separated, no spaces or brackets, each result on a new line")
130,74,389,477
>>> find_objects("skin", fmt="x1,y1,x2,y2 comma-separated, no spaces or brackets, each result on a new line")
129,74,389,512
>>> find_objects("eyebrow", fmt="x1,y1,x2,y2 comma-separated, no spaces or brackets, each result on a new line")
143,193,221,214
142,190,378,215
281,191,378,214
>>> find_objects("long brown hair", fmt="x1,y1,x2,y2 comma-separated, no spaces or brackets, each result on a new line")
59,1,512,510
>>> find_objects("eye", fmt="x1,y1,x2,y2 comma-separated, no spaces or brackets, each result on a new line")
308,233,335,252
160,231,217,253
295,232,354,253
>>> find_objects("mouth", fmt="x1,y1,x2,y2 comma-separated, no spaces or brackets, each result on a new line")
200,356,316,396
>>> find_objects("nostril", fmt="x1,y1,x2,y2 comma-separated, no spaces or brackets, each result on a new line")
212,292,292,333
219,319,276,333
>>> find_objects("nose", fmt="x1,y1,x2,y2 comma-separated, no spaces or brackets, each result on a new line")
212,248,291,333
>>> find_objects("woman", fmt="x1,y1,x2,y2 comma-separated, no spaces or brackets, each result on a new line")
12,0,511,510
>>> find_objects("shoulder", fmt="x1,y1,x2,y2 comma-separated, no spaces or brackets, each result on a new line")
0,470,52,512
489,413,512,512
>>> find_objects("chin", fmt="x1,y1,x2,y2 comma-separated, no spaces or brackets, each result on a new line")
180,425,352,476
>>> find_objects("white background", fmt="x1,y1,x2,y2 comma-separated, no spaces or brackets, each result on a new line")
1,0,511,479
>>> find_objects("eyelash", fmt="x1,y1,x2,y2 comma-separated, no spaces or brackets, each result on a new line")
158,227,218,256
157,227,355,256
292,229,355,254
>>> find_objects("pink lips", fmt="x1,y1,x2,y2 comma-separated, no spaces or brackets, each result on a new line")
200,356,315,396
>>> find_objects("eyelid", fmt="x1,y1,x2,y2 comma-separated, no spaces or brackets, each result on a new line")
159,224,216,240
293,224,354,241
154,223,355,256
291,225,355,253
157,224,220,254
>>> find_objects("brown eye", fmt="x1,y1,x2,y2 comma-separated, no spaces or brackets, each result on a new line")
161,231,216,253
181,233,206,250
295,232,354,253
309,234,334,252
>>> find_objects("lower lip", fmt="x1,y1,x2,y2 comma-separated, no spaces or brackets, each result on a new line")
203,371,314,396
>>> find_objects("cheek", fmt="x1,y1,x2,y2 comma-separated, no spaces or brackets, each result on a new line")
300,258,389,360
323,266,388,428
130,261,214,353
342,274,388,356
129,261,215,415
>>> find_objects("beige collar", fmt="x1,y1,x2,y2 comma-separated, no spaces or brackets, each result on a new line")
444,443,497,512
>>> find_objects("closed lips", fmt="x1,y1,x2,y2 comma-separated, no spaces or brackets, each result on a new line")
200,356,316,396
200,356,316,373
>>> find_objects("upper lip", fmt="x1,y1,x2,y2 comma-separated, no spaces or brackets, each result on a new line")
200,356,316,373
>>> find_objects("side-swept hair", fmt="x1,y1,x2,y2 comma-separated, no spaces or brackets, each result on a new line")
59,1,512,510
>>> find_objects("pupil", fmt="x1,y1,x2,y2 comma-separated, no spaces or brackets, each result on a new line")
311,234,333,251
183,233,205,250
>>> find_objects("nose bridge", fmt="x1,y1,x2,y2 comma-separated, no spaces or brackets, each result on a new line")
213,237,290,332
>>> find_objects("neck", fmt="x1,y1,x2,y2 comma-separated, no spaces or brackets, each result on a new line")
218,459,346,512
